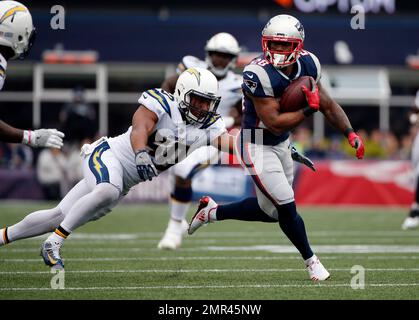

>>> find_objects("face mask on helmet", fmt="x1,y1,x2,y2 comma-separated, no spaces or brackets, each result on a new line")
204,32,240,78
261,15,305,68
262,36,303,68
179,89,220,125
17,28,36,60
205,51,237,78
175,68,221,126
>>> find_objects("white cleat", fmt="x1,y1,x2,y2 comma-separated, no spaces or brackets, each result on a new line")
305,255,330,282
188,196,218,235
157,219,189,250
40,240,64,270
401,216,419,230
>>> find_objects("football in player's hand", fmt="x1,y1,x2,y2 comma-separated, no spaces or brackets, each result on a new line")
279,76,315,113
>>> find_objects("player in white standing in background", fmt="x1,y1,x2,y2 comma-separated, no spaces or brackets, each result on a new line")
157,32,243,250
188,15,365,281
402,90,419,230
0,1,64,148
0,68,237,270
158,32,315,250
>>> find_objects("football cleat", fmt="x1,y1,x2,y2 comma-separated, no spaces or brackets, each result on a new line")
188,196,218,235
305,255,330,282
401,216,419,230
157,219,189,250
40,240,64,270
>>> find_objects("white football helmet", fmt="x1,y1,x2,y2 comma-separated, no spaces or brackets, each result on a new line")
262,14,305,68
174,67,221,126
0,1,35,59
205,32,240,78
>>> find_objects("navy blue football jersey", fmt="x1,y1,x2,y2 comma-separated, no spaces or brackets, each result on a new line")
241,50,321,145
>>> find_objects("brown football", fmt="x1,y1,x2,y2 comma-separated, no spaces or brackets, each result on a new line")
279,76,314,113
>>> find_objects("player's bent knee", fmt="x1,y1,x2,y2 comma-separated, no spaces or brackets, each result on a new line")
92,183,121,206
257,184,294,220
257,197,278,220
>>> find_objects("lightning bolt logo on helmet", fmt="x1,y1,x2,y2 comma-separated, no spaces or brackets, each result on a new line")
185,68,201,86
0,5,27,24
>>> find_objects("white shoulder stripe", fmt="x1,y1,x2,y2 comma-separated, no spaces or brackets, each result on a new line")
308,52,322,83
244,64,274,97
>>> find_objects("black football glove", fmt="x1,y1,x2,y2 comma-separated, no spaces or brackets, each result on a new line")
291,146,316,172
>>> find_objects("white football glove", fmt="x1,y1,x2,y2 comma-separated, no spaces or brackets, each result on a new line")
22,129,65,149
135,149,158,182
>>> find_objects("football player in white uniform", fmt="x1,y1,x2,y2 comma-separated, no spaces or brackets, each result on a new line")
0,68,236,270
157,32,243,250
188,15,365,281
402,90,419,230
0,1,64,149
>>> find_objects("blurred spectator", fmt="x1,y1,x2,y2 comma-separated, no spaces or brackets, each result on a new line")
382,131,401,159
292,126,313,153
36,145,82,200
326,135,347,159
0,142,33,169
399,133,414,160
59,87,97,144
37,148,68,200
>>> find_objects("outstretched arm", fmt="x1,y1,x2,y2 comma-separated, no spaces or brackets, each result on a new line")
0,120,23,143
212,132,236,155
0,120,65,149
130,105,160,182
130,105,158,153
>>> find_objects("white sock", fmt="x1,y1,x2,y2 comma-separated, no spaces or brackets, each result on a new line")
47,231,66,246
170,199,190,222
3,207,64,244
304,254,317,266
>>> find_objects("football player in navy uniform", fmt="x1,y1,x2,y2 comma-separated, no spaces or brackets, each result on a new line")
0,1,64,149
158,32,315,250
188,15,365,281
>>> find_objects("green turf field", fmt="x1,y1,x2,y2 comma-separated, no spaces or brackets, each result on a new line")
0,201,418,300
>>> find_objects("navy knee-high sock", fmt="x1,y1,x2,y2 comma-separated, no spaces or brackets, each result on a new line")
276,202,313,260
216,197,277,222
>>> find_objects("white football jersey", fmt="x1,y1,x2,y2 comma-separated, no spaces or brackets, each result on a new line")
107,88,226,189
0,53,7,91
177,55,242,118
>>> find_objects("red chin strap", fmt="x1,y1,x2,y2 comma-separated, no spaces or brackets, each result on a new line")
261,36,303,67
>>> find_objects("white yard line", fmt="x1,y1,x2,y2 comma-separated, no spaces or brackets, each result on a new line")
1,255,419,263
3,245,419,254
1,267,418,275
17,230,419,241
204,245,419,253
0,283,418,291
